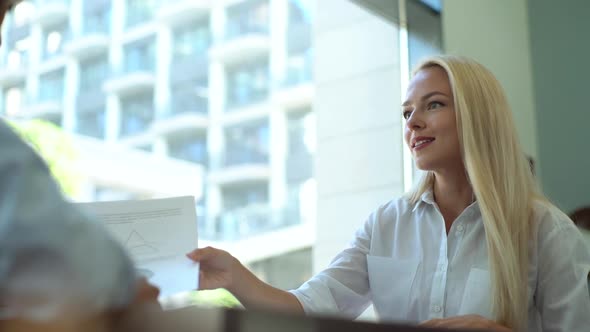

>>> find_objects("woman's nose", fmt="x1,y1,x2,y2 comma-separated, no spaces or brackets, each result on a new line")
406,112,424,130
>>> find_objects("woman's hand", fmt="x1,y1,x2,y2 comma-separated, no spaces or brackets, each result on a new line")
420,315,511,331
186,246,241,292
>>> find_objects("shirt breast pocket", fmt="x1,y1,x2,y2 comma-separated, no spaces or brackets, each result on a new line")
458,268,492,319
366,255,419,321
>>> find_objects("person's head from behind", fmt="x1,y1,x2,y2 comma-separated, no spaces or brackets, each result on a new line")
0,212,161,331
404,55,540,331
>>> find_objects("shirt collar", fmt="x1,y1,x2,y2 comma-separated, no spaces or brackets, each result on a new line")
411,187,481,217
412,188,436,212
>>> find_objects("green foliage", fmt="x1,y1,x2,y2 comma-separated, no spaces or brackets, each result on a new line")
10,119,83,197
189,289,242,308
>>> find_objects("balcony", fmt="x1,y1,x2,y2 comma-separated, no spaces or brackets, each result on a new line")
0,67,26,87
209,24,270,65
157,0,210,25
103,65,155,96
20,100,62,120
170,55,209,84
222,101,271,127
65,28,109,59
274,56,314,109
35,0,70,27
208,151,270,186
152,112,209,136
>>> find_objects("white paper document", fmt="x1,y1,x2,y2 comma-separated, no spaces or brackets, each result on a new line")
77,196,200,297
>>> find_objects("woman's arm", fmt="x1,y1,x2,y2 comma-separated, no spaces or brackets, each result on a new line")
187,247,303,313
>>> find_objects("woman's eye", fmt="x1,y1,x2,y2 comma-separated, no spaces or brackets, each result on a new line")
428,101,444,110
402,110,412,120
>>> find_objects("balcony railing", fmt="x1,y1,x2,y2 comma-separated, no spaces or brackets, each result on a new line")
169,94,208,117
123,56,155,74
120,112,154,137
206,204,303,241
223,148,268,167
225,21,269,41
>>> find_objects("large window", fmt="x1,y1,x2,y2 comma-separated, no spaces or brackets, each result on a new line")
120,92,154,137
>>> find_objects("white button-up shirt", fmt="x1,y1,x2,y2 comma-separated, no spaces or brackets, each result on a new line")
290,190,590,331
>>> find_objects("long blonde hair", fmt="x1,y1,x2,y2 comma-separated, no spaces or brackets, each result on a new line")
407,55,543,330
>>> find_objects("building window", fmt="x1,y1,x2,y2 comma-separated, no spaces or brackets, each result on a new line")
167,131,208,165
123,39,155,73
226,0,269,39
84,5,111,35
226,59,269,109
284,49,313,87
173,21,210,61
218,182,270,239
39,69,65,102
80,56,109,92
120,92,154,137
77,108,105,139
224,121,269,166
126,0,158,28
42,22,69,60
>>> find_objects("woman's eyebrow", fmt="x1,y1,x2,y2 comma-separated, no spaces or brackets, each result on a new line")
402,91,449,106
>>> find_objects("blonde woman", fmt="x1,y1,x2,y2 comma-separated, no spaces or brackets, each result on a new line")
188,55,590,331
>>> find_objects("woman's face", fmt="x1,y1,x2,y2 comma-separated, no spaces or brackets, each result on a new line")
402,66,462,172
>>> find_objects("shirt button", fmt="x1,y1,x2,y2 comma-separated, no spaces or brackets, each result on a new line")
432,305,442,313
456,225,465,233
